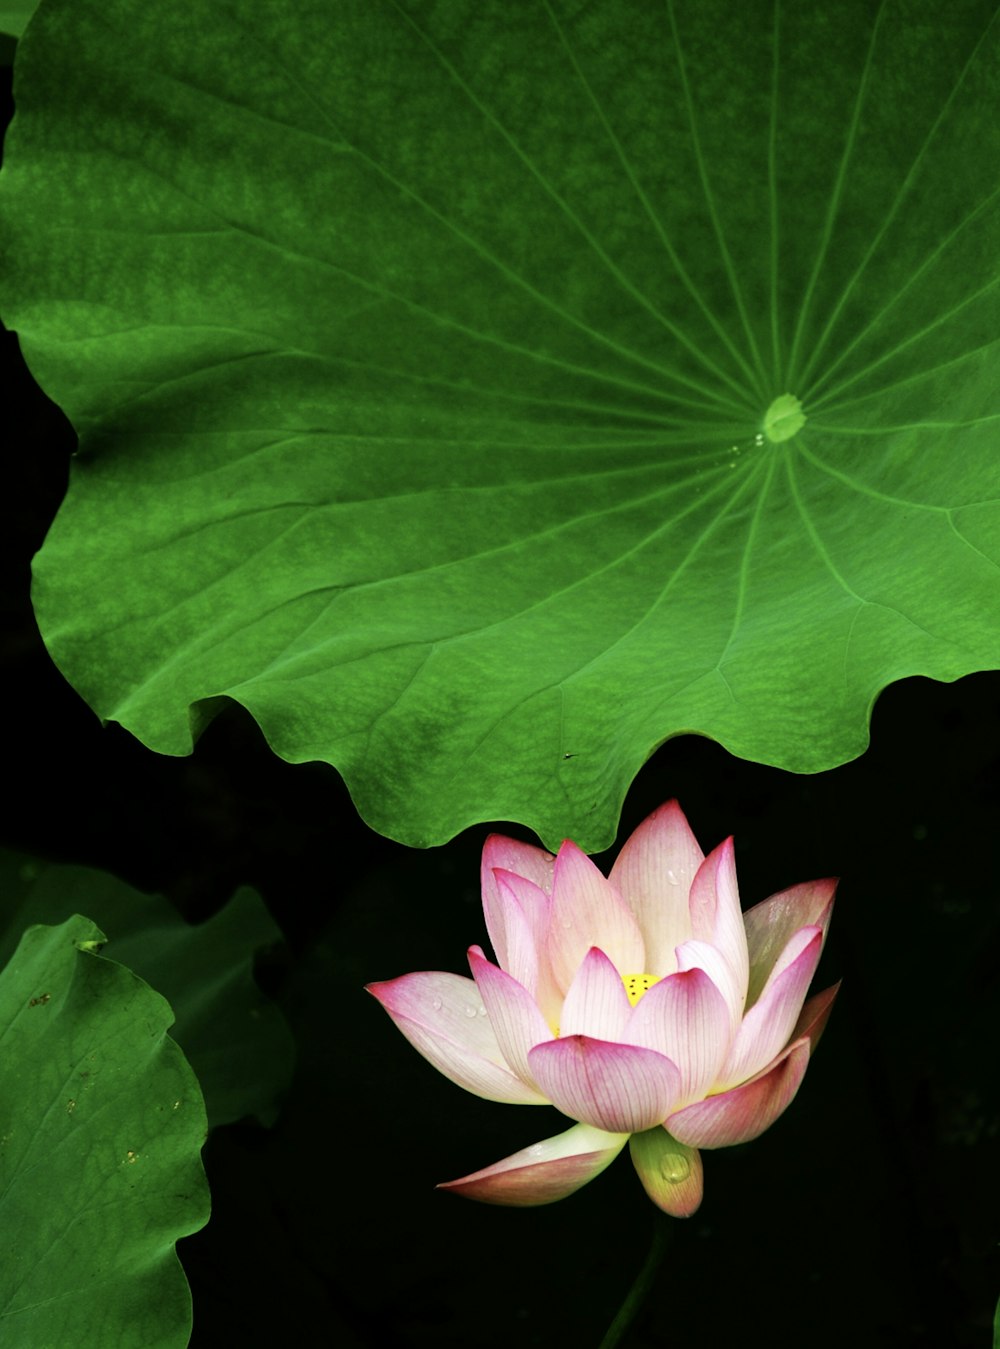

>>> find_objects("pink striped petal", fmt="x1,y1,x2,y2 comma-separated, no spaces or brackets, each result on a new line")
547,840,645,992
608,800,704,975
666,1038,811,1148
675,938,744,1037
437,1122,629,1206
743,877,836,1006
717,927,823,1089
481,835,555,968
666,982,839,1149
494,870,562,1029
629,1128,704,1217
559,946,633,1041
481,874,539,997
625,968,731,1104
528,1035,681,1133
366,971,547,1105
468,945,554,1089
688,838,749,1008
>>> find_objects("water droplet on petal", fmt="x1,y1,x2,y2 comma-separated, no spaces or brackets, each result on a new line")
666,869,679,885
464,1005,478,1017
431,998,442,1011
659,1152,691,1184
477,1005,487,1016
561,918,573,929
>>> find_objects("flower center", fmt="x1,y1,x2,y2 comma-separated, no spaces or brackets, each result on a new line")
622,973,660,1007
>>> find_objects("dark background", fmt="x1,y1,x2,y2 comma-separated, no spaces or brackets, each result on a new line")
3,58,998,1349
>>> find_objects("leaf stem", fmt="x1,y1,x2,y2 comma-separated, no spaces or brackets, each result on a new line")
596,1211,672,1349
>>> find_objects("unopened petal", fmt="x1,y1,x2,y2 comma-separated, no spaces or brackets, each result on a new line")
468,945,554,1089
743,878,836,1006
625,968,731,1104
666,1038,811,1148
688,838,749,1008
437,1122,629,1206
548,840,645,992
609,800,703,975
716,927,823,1089
629,1127,704,1217
559,946,633,1042
528,1035,681,1133
366,971,548,1105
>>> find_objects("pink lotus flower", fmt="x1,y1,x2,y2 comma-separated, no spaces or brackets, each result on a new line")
366,801,837,1216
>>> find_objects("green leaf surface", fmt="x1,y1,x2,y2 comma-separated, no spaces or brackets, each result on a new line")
0,852,295,1128
2,0,999,849
0,1,37,40
0,915,210,1348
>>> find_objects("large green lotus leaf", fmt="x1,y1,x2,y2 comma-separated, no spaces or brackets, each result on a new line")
0,915,210,1348
0,2,36,40
0,852,294,1128
2,0,999,850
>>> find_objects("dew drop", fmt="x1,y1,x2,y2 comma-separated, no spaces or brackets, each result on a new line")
666,869,679,885
431,998,442,1011
477,1005,487,1016
464,1005,478,1018
561,918,573,929
659,1152,691,1184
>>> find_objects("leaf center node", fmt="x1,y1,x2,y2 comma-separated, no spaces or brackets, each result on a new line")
762,393,806,444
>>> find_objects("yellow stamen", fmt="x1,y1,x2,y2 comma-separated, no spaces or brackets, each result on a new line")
622,973,660,1007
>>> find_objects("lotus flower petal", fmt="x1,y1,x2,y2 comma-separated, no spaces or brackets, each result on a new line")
625,967,731,1104
743,878,837,1005
528,1034,681,1133
368,801,839,1214
667,983,839,1148
793,981,840,1050
366,971,548,1104
629,1127,704,1217
480,834,554,970
717,927,824,1088
674,937,744,1037
559,946,633,1042
494,869,562,1028
688,837,749,1008
608,800,703,975
547,840,645,992
468,945,553,1089
666,1039,811,1148
437,1122,630,1206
